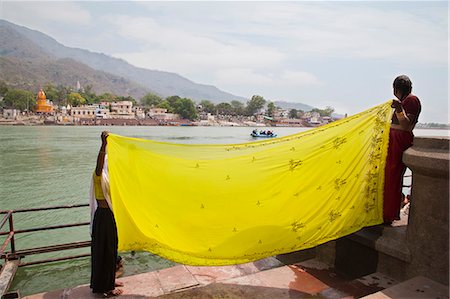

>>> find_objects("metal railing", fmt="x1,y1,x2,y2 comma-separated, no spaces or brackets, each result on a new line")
0,204,91,267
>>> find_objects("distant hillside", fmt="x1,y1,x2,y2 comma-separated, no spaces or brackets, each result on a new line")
0,20,317,109
0,22,151,98
0,20,246,103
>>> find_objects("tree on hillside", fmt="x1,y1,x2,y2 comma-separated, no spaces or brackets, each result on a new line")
173,98,198,120
157,100,173,112
289,109,298,119
312,106,334,117
141,93,162,107
97,93,116,102
246,95,266,116
3,89,35,111
67,92,86,107
0,81,9,97
81,84,97,104
43,83,60,106
199,100,215,114
230,100,245,115
216,102,233,115
56,85,71,106
267,102,275,118
165,96,181,109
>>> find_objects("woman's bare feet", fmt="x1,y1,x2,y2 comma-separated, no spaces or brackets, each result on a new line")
115,281,124,287
103,288,123,297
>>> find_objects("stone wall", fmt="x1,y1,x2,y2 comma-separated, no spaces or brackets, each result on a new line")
314,136,449,285
403,136,449,285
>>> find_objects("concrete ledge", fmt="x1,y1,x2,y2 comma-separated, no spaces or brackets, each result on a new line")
347,225,411,263
404,136,450,178
361,275,449,299
374,226,411,263
0,260,19,297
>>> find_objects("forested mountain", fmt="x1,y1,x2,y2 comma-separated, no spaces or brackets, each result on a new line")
0,20,245,102
0,20,314,110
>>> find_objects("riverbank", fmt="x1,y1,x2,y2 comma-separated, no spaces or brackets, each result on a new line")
0,117,305,127
1,116,448,129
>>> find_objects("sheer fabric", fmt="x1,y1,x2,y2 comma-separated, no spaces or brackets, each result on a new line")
106,101,393,265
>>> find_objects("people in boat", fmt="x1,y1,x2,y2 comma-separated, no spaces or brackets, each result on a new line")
90,131,124,296
252,129,258,135
383,75,421,225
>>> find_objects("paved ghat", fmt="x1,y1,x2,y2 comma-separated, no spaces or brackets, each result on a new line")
21,257,417,299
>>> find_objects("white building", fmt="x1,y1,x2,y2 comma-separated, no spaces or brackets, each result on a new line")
2,109,19,119
133,107,146,119
111,101,133,115
147,108,179,120
71,105,109,119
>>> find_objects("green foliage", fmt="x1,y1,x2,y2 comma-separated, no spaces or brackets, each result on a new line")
246,95,266,116
80,84,97,104
267,102,275,117
312,106,334,117
141,93,162,107
42,83,60,105
173,98,198,120
67,92,86,107
216,102,233,115
3,89,35,111
230,100,245,115
289,109,298,119
165,95,181,108
56,85,71,106
199,100,216,114
157,100,173,112
0,80,9,97
97,93,116,102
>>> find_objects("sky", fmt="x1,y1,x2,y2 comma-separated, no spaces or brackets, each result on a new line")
1,1,448,123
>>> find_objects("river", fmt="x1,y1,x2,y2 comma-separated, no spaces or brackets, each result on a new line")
0,126,447,295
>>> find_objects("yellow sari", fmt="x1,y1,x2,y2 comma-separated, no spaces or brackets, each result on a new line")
106,101,393,265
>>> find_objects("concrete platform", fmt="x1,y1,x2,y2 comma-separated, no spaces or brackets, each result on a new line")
361,276,449,299
21,258,396,299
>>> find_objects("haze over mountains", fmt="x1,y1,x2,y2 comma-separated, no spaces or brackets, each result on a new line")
0,20,313,111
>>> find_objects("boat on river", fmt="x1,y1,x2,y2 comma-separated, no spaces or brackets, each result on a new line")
250,131,277,138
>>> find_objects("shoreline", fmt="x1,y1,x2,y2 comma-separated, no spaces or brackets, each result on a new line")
0,118,311,128
0,115,448,129
0,119,448,129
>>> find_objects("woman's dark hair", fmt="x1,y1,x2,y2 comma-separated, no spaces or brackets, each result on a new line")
393,75,412,97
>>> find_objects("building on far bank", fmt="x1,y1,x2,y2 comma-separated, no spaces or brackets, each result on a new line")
133,106,146,119
2,109,20,119
147,108,179,121
71,105,109,119
111,101,133,117
276,118,305,127
35,88,54,113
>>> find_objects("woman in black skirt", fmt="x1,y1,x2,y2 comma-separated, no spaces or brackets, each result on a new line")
90,131,123,296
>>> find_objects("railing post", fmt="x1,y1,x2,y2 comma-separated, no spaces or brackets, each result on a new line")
8,212,15,256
